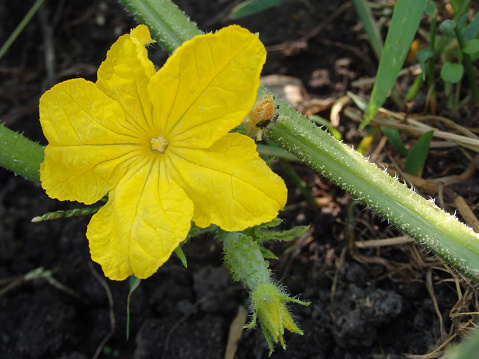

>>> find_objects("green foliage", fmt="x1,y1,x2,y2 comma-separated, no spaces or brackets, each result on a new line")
403,130,434,177
174,246,188,268
440,61,464,83
358,0,479,128
280,160,319,206
463,38,479,56
414,3,479,110
361,0,428,129
126,275,141,340
462,11,479,40
380,124,409,157
352,0,383,59
381,126,433,177
230,0,288,19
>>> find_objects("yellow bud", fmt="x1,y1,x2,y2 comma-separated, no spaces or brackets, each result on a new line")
247,282,309,355
243,94,279,141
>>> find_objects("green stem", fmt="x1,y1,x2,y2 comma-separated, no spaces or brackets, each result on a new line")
0,0,45,61
266,97,479,282
117,0,202,54
0,123,43,184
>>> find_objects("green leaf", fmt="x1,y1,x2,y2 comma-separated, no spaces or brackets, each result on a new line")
449,0,469,17
260,247,277,260
404,130,434,176
404,72,425,101
352,0,383,59
126,275,141,340
439,19,456,37
280,160,319,206
440,62,464,83
424,0,437,17
381,124,409,157
362,0,428,129
257,225,310,243
347,91,369,111
174,246,187,268
462,11,479,41
416,48,437,74
463,39,479,55
230,0,288,19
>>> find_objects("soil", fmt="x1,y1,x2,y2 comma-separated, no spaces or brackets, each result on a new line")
1,1,478,359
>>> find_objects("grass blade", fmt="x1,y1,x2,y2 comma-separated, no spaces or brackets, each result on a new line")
404,130,433,176
0,0,45,61
230,0,288,19
381,124,409,157
362,0,428,129
352,0,383,59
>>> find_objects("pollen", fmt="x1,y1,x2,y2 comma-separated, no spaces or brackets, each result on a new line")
150,135,170,154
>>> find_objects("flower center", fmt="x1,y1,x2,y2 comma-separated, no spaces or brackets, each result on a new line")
150,135,170,154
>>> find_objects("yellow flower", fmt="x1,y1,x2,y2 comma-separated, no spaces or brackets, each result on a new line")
39,25,287,280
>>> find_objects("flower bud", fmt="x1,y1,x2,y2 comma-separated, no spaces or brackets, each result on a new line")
246,282,309,355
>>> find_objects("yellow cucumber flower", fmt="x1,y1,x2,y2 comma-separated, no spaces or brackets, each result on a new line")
39,25,287,280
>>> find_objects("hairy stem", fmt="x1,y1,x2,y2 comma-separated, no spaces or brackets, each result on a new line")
117,0,202,54
0,124,43,184
265,97,479,282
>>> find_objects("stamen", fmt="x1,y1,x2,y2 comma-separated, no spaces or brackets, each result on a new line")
150,135,170,154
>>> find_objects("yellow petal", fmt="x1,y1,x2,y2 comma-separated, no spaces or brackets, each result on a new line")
96,25,156,133
167,133,287,231
148,25,266,148
40,78,142,204
87,158,194,280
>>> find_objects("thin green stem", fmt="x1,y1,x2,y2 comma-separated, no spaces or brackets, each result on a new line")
0,0,45,61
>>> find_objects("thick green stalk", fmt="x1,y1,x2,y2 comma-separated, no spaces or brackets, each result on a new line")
266,98,479,282
117,0,202,54
0,124,43,184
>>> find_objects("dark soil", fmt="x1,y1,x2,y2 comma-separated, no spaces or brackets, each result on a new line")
1,1,478,359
